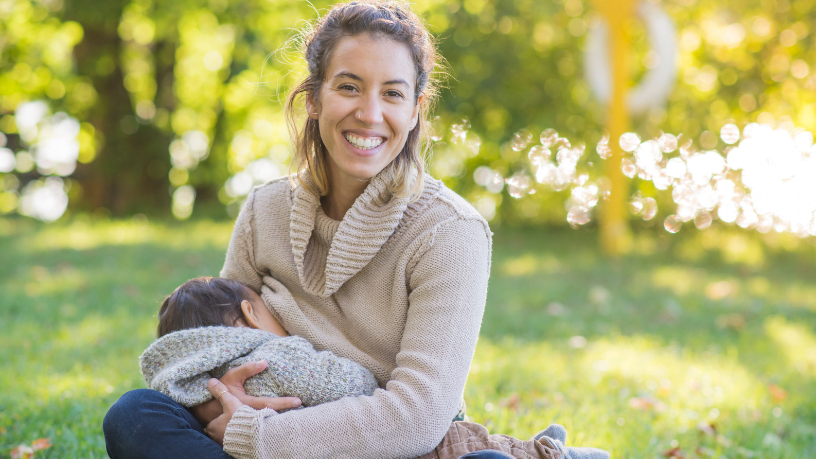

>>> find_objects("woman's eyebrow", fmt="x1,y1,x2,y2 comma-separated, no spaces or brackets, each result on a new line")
332,71,411,88
333,71,362,81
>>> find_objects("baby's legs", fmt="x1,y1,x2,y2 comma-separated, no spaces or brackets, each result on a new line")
533,424,610,459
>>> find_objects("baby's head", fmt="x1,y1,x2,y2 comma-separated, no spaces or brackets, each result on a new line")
157,277,287,338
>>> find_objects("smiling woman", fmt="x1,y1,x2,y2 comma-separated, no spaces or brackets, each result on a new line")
285,0,440,220
103,2,496,459
306,34,423,219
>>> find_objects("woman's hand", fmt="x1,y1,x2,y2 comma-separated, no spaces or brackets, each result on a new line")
219,360,302,411
190,397,224,426
198,360,303,442
204,378,245,446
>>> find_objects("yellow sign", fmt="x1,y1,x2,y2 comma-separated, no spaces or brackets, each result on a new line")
592,0,635,254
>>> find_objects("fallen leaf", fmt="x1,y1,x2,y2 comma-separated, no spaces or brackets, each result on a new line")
705,281,737,300
662,446,686,458
716,313,746,331
31,438,51,451
628,395,666,412
768,384,787,402
499,393,520,412
696,422,716,436
10,444,33,459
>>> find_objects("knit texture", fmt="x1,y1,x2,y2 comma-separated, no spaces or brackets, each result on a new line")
220,172,492,459
417,422,562,459
139,326,378,408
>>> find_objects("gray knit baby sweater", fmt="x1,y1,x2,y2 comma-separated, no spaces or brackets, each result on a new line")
140,326,379,407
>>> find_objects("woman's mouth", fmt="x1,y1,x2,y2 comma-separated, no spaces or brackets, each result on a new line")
344,133,384,151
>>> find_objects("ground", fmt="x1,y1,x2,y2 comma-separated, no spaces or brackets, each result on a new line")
1,217,814,458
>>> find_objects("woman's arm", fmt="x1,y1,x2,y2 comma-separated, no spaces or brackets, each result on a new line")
241,335,379,406
191,361,302,426
219,217,491,459
220,190,264,293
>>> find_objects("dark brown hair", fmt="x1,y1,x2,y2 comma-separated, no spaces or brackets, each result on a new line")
157,277,252,337
286,0,441,199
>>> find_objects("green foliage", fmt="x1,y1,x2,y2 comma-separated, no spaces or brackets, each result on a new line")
1,218,815,457
0,0,815,224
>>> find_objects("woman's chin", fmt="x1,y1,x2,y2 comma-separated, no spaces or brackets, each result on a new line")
336,157,393,181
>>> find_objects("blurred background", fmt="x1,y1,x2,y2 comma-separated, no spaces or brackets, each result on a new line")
3,0,815,228
2,0,815,457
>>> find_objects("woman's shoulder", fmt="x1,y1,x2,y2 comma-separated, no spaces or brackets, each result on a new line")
400,174,492,242
238,176,295,221
247,176,293,204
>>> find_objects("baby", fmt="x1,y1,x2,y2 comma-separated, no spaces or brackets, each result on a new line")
140,277,608,459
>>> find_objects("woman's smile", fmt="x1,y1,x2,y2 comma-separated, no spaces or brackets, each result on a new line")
343,130,385,155
343,132,383,151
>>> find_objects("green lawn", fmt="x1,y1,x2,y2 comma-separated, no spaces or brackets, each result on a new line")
1,217,814,458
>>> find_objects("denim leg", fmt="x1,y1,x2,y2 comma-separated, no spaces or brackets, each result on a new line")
103,388,233,459
457,451,516,459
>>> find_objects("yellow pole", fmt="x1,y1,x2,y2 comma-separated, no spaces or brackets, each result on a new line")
591,0,634,255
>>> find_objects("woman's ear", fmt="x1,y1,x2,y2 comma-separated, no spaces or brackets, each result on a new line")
409,94,423,130
306,94,319,120
240,300,261,329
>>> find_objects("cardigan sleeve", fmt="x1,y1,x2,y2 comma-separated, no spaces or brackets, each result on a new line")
220,190,264,293
222,217,492,459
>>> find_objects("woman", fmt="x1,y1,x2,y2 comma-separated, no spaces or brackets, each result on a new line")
104,1,495,457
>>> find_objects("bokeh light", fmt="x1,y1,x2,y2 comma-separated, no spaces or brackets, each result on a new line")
474,121,816,236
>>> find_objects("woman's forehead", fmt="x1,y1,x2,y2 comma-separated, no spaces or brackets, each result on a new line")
326,34,416,86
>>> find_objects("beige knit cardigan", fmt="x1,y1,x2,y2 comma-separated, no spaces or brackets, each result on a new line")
219,173,492,459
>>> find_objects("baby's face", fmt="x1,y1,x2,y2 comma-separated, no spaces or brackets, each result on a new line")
245,288,288,337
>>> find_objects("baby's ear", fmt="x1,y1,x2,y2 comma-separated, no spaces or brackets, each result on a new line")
240,300,261,329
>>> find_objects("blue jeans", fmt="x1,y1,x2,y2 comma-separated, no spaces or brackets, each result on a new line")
103,389,511,459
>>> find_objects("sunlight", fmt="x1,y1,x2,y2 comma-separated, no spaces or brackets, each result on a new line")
52,314,112,349
765,316,816,379
24,219,234,251
18,263,89,297
500,253,562,277
650,266,703,297
465,334,776,445
21,369,118,402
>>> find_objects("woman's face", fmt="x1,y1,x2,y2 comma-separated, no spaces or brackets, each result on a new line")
310,34,422,185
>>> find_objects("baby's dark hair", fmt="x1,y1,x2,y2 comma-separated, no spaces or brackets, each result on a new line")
157,277,252,337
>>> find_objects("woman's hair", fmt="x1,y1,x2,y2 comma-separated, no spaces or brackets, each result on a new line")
157,277,252,337
286,0,441,200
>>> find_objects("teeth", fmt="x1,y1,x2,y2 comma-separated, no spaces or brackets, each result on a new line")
345,134,383,150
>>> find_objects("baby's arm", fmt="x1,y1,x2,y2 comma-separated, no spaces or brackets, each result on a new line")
230,336,379,406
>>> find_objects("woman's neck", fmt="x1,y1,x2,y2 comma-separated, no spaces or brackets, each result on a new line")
320,169,370,221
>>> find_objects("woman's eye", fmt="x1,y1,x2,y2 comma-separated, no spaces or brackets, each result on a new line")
338,84,357,92
385,90,405,99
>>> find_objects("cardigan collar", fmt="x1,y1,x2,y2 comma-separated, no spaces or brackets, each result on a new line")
289,172,411,298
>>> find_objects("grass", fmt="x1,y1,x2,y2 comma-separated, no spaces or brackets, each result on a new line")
1,216,815,458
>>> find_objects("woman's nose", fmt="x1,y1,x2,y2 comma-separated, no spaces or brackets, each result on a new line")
355,93,384,126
